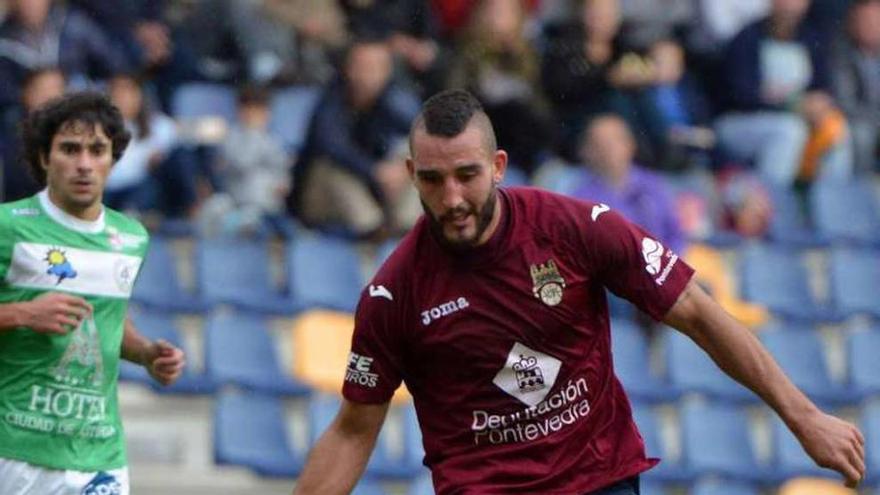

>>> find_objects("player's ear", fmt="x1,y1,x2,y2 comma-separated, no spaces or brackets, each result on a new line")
492,150,508,185
406,158,415,181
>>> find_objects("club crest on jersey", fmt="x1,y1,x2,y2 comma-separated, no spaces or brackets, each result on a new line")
45,248,77,285
512,355,545,393
530,259,565,306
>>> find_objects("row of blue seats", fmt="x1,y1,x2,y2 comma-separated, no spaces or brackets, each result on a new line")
616,320,880,406
120,308,880,406
739,243,880,321
133,233,364,315
545,166,880,249
134,229,880,322
212,388,880,488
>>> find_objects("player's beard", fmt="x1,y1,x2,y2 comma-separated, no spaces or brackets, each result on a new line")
423,184,497,251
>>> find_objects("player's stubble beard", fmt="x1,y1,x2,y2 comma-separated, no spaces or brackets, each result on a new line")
423,183,498,252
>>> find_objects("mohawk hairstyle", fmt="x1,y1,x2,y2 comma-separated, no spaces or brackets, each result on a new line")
411,89,497,152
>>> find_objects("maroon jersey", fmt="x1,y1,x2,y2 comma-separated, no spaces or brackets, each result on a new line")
343,187,694,494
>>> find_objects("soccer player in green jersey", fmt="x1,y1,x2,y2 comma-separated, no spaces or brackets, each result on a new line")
0,92,185,495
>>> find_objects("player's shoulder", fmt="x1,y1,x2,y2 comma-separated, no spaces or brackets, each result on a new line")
0,195,41,227
361,219,427,310
103,207,148,237
504,186,608,232
103,207,150,251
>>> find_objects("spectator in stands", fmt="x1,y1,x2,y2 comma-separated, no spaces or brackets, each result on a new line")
570,114,685,253
686,0,769,58
199,85,294,238
541,0,666,164
617,0,693,51
342,0,448,98
230,0,346,85
0,67,66,201
104,73,177,213
0,0,129,111
291,38,421,238
68,0,202,111
645,39,715,169
449,0,552,176
832,0,880,174
714,0,849,186
68,0,172,71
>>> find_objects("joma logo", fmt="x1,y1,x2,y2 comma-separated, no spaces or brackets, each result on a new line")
421,297,469,325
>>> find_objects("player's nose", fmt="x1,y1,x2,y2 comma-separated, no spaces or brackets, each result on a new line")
440,178,464,210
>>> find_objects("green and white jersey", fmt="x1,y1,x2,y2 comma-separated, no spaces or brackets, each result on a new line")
0,190,149,471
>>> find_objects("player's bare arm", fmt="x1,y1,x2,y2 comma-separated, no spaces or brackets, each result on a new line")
663,279,866,487
120,317,185,386
293,399,389,495
0,292,92,335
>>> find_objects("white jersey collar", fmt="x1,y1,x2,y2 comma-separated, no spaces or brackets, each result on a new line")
38,189,106,234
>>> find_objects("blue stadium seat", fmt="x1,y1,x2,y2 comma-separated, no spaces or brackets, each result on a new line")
288,233,364,312
740,244,836,321
691,479,759,495
639,479,668,495
269,85,322,154
307,394,422,479
761,326,857,406
351,480,390,495
611,320,677,402
205,313,310,396
811,181,880,246
407,471,434,495
663,328,756,403
864,402,880,484
848,326,880,398
533,162,582,195
829,248,880,319
171,82,238,123
680,401,771,481
766,183,826,247
501,167,529,187
196,238,294,315
213,390,303,476
119,311,216,394
131,237,206,313
771,415,840,481
631,404,691,483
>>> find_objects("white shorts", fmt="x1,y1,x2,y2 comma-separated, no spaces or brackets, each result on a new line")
0,457,129,495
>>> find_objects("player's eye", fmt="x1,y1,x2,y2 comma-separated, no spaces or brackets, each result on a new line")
60,143,78,154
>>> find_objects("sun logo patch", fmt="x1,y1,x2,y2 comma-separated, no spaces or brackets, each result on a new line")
45,248,77,285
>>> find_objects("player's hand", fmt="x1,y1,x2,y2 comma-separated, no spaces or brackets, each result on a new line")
144,339,186,386
795,410,865,487
19,292,92,334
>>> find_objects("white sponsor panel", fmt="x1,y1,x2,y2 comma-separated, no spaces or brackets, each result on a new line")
5,242,142,298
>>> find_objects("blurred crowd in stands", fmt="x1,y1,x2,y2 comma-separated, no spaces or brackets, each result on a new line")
0,0,877,246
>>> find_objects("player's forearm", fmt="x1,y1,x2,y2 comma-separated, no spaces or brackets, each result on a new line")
666,283,822,433
0,302,25,331
293,422,376,495
120,318,152,366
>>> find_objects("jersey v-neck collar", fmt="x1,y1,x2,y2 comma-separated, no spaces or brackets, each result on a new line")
37,189,106,234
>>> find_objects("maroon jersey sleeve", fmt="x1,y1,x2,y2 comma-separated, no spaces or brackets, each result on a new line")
341,285,406,404
579,205,695,320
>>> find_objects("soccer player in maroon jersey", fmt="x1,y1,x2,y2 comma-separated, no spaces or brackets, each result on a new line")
292,90,865,494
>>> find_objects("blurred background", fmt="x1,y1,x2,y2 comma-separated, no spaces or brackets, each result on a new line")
1,0,879,493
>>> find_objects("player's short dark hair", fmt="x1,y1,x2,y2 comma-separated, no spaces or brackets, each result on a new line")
410,89,497,152
21,91,131,186
420,89,484,137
